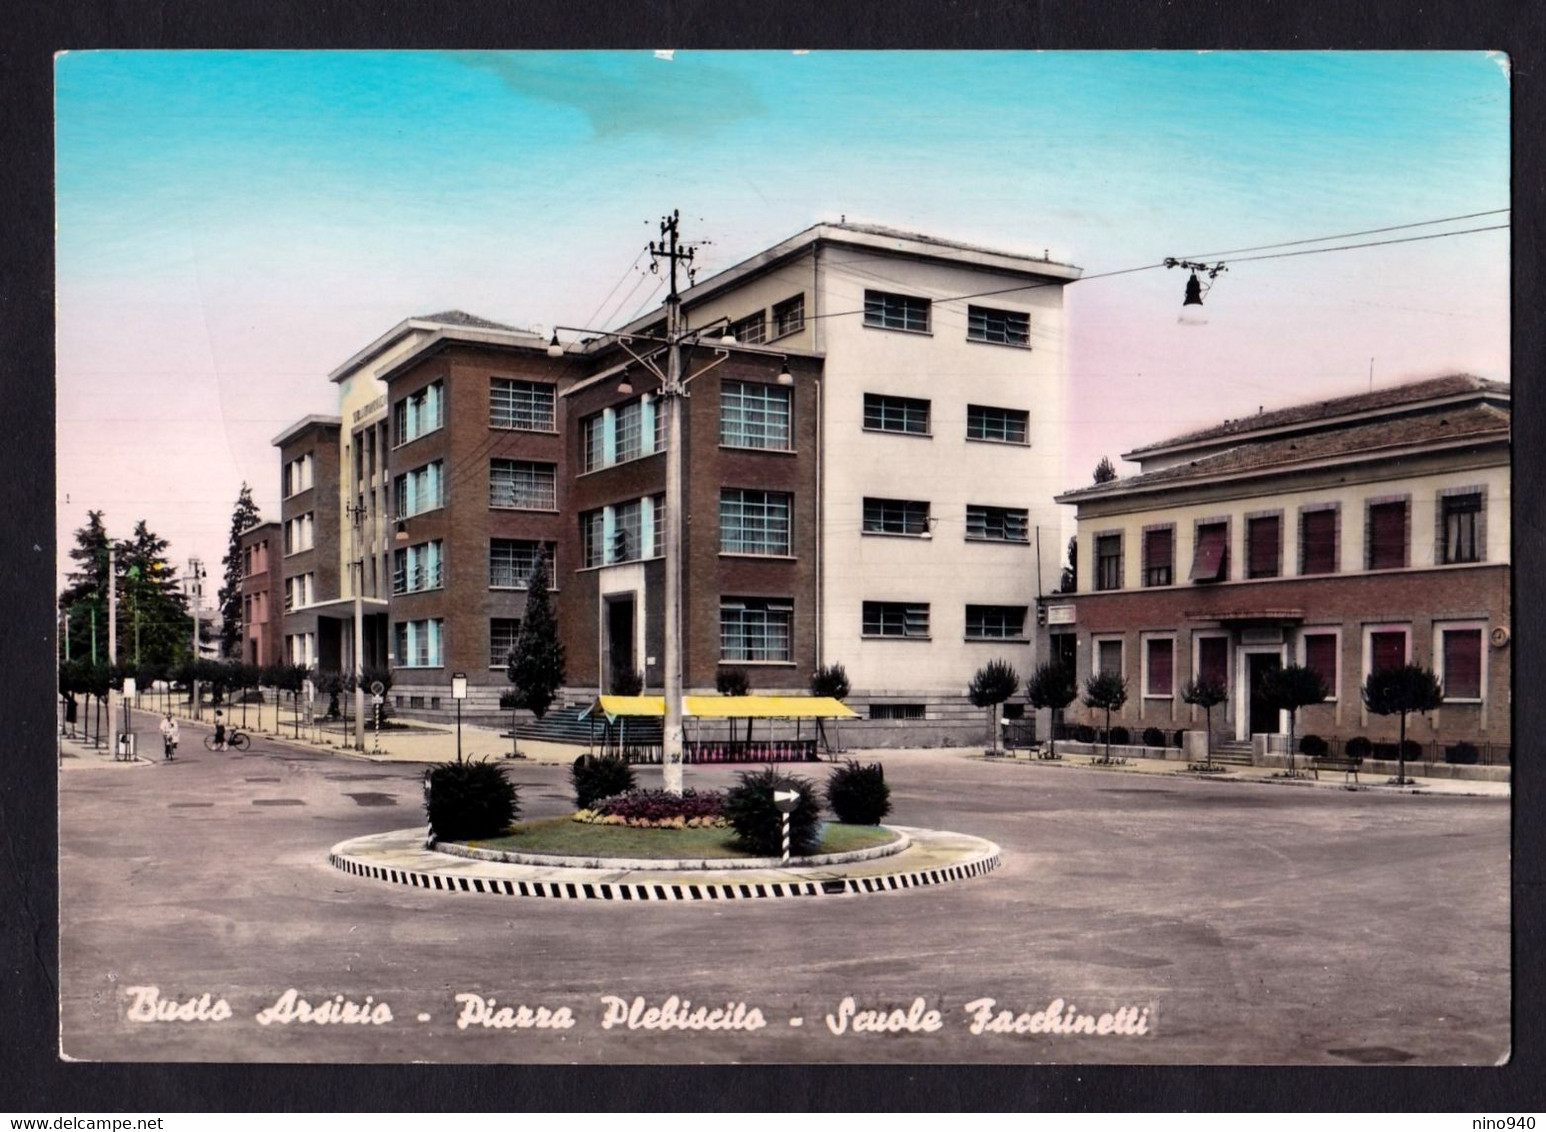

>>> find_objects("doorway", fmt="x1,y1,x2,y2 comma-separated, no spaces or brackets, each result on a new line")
1247,652,1282,735
605,595,637,692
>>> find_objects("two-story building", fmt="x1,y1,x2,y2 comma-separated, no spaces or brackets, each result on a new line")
237,520,282,667
1044,375,1511,753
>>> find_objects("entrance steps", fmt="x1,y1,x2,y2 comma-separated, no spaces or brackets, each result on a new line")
1205,741,1255,767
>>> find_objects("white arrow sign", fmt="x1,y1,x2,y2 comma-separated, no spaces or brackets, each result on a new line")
772,789,800,813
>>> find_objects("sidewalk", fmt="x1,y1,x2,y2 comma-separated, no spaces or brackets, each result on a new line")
974,747,1511,798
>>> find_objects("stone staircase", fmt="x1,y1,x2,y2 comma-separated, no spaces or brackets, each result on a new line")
1204,739,1255,767
515,703,662,747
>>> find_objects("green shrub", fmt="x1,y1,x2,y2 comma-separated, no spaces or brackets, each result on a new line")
426,761,520,841
571,754,636,810
1299,734,1329,759
610,667,644,695
1141,727,1166,748
1445,741,1480,765
826,761,891,825
716,667,750,696
1345,736,1372,760
1076,724,1096,744
1109,726,1131,746
724,768,821,856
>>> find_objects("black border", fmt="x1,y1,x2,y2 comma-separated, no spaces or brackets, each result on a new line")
4,0,1542,1113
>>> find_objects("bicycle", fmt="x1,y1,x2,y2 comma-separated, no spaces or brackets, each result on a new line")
203,728,251,752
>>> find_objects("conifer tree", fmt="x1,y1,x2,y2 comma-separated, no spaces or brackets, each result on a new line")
507,550,566,722
218,484,262,657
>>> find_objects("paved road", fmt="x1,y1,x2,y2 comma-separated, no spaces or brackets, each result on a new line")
58,727,1510,1065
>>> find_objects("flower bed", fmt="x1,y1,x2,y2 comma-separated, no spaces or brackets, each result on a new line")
574,788,728,829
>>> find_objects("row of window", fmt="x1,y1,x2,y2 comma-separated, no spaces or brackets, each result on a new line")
389,538,559,594
1093,491,1486,591
865,290,1032,349
283,513,314,556
282,453,314,499
859,602,1030,640
1083,624,1488,703
725,293,806,346
397,378,562,449
580,496,666,568
864,498,1029,542
863,394,1029,444
283,572,315,612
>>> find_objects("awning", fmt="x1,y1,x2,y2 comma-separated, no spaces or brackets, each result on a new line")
1190,525,1228,581
683,695,857,719
580,695,665,722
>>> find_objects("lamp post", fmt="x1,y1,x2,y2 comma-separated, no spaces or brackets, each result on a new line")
451,671,468,764
346,501,368,752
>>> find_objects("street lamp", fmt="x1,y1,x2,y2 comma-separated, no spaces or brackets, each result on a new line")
451,672,468,764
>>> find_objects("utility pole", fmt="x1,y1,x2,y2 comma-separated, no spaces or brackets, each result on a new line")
652,209,696,796
348,501,367,751
107,546,117,752
190,561,203,719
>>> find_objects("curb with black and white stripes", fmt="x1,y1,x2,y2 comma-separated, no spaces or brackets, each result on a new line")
327,841,1001,901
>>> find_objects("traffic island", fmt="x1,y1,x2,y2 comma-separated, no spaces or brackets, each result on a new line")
327,824,1001,901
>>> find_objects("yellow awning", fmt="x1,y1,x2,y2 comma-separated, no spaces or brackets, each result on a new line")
682,695,857,719
580,695,665,722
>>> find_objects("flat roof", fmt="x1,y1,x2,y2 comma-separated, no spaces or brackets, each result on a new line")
270,414,342,448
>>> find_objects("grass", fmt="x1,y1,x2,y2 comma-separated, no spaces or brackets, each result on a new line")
467,816,899,859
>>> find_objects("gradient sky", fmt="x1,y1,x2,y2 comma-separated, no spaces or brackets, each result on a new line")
54,50,1510,588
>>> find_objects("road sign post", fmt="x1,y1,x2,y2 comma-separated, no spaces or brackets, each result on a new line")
773,788,799,866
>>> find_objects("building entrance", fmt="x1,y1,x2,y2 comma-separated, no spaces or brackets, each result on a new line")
1247,652,1282,735
606,595,637,691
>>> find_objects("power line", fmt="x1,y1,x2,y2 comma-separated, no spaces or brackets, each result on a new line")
1179,208,1509,260
1217,224,1509,265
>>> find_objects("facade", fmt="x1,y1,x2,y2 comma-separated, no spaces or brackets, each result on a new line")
1043,375,1511,753
237,521,282,667
272,415,342,670
269,222,1081,740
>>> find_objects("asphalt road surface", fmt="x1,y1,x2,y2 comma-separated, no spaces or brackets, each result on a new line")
58,731,1510,1065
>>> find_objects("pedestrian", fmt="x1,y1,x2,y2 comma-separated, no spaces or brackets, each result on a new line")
213,709,227,752
159,712,179,760
64,691,78,739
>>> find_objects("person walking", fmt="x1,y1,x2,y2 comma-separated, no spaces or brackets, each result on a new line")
64,691,79,739
212,710,227,752
159,713,180,760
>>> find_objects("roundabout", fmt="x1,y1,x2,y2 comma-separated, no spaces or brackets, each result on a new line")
328,824,1001,901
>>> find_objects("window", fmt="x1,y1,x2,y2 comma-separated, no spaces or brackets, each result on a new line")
283,513,314,555
1440,492,1483,564
1366,500,1408,570
720,381,792,450
613,499,642,563
966,505,1029,543
1302,632,1339,700
283,453,314,498
583,413,606,472
1369,629,1408,675
394,461,444,518
1096,638,1123,677
728,311,767,346
394,619,444,668
966,404,1029,445
863,601,930,639
614,399,643,463
1143,526,1174,587
864,289,930,333
966,605,1027,640
490,618,520,668
869,703,925,721
286,632,316,668
772,294,805,338
1299,508,1338,575
1191,521,1229,582
283,572,314,612
1440,626,1483,699
863,498,930,537
1095,533,1123,591
1246,515,1281,579
489,459,556,510
580,510,606,568
394,381,444,445
393,540,443,594
967,305,1030,347
651,493,665,559
721,489,792,556
720,598,793,662
1145,638,1174,697
1197,636,1229,688
489,540,555,589
863,393,930,435
490,379,555,431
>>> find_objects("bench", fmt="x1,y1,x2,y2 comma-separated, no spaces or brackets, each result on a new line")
1310,755,1361,784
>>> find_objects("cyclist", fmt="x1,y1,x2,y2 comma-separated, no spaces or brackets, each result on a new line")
213,710,227,751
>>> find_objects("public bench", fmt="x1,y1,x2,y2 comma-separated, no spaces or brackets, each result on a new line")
1310,754,1361,784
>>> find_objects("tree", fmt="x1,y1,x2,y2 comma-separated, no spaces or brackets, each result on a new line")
218,484,262,658
1058,535,1078,594
968,659,1020,753
1261,665,1329,776
1082,670,1129,763
1092,456,1117,484
1025,662,1077,759
59,511,113,663
1362,664,1444,785
809,663,850,754
507,550,566,724
1181,677,1228,768
117,519,191,668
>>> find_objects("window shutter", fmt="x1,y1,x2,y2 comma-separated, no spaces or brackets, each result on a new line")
1198,637,1228,686
1144,528,1173,582
1301,510,1336,574
1443,630,1482,698
1304,634,1338,689
1370,631,1405,674
1148,639,1174,695
1247,516,1280,578
1368,502,1407,569
1191,524,1228,581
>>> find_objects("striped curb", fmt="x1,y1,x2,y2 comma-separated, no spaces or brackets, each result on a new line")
327,827,1000,901
431,828,912,871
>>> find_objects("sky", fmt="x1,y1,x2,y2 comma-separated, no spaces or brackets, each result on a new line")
54,50,1511,590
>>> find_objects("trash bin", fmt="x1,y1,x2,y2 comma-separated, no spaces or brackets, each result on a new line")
116,732,137,759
